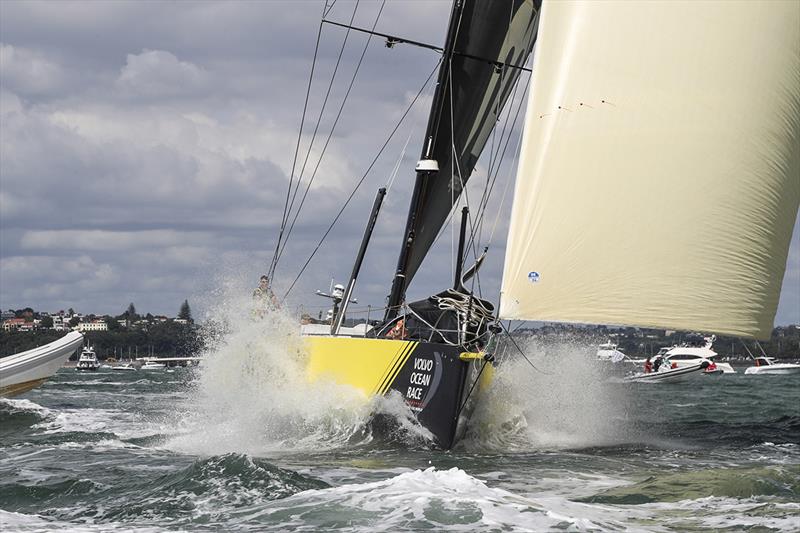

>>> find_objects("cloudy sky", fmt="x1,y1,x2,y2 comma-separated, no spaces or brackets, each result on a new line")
1,0,798,326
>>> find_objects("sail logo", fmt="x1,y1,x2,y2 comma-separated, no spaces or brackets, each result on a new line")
528,271,540,283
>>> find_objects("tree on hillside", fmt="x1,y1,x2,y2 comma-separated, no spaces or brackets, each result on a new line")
124,303,137,328
68,308,75,316
178,300,192,322
41,316,53,328
68,317,79,328
106,317,121,331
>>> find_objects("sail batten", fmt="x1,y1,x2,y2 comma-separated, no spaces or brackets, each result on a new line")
499,1,800,339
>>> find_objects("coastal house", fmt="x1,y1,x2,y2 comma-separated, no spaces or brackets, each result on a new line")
76,320,108,332
2,318,28,331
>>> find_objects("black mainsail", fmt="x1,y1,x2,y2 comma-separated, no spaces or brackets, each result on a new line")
385,0,539,319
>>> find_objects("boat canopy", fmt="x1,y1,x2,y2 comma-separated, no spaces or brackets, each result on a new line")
499,1,800,339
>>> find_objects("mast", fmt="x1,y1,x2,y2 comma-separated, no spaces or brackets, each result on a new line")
385,0,464,321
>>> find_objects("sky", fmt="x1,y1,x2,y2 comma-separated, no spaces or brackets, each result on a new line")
1,0,798,326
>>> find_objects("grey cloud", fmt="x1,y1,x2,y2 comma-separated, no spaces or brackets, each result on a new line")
19,229,213,251
0,0,797,327
116,49,210,99
0,43,67,95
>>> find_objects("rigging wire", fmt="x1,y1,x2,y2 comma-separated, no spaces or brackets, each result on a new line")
467,72,529,254
499,320,549,375
323,0,338,18
446,54,481,273
385,131,413,194
274,0,386,270
430,51,530,277
473,62,513,247
463,74,528,299
287,2,359,216
281,60,442,301
276,1,360,274
486,120,524,247
269,5,327,280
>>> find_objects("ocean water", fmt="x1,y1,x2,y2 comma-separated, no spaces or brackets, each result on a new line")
1,324,798,531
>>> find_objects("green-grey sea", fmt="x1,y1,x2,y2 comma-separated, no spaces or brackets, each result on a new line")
1,330,798,531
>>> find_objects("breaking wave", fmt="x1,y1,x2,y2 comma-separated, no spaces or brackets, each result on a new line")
247,466,611,531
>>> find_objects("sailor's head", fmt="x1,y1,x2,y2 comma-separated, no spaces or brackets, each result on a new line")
259,275,269,287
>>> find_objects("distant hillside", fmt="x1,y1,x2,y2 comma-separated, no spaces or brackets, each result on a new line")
0,321,203,359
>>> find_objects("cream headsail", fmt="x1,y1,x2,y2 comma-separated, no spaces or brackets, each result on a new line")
500,1,800,339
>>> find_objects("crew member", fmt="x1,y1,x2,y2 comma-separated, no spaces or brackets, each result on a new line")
644,357,653,374
253,275,279,312
653,357,663,372
385,318,407,340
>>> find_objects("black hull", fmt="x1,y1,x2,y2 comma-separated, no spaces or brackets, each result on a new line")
384,342,483,449
306,336,488,449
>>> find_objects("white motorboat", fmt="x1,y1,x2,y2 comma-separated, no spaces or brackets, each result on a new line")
624,359,712,383
140,361,166,370
657,336,736,374
76,346,100,371
744,356,800,375
113,363,137,372
597,342,627,363
0,331,84,397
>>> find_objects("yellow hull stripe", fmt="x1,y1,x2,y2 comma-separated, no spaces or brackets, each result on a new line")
305,336,417,397
376,341,415,395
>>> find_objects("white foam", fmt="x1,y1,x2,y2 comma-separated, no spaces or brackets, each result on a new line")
0,510,160,533
32,407,140,436
644,497,800,531
239,467,616,531
0,398,53,418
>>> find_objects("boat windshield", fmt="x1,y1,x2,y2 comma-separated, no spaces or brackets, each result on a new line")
667,354,702,361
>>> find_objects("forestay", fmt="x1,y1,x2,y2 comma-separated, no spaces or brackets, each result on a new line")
500,1,800,339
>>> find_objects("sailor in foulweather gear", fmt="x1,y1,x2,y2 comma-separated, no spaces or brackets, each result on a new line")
253,275,279,314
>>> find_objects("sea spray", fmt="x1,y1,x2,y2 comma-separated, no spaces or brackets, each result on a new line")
167,299,364,455
167,293,434,455
465,334,632,451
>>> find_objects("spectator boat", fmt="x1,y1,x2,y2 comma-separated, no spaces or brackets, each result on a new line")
0,331,84,396
76,345,100,371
